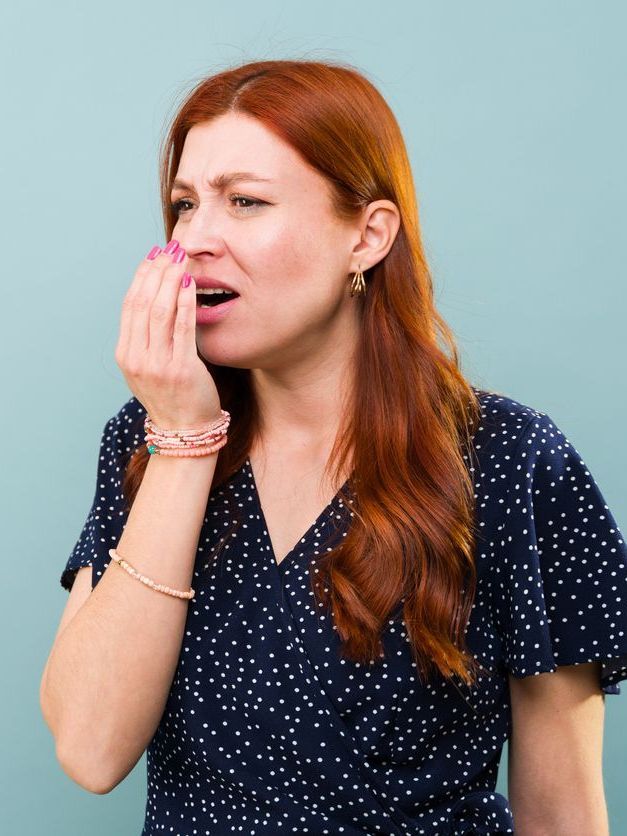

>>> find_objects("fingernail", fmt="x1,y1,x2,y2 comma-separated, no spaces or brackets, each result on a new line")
173,247,186,264
181,272,192,288
163,239,179,255
146,245,161,261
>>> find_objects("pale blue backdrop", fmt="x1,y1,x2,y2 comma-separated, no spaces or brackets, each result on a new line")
2,0,625,833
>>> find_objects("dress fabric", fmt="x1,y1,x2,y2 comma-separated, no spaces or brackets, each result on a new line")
60,388,627,835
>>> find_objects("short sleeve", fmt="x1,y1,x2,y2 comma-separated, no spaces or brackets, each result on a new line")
495,411,627,695
60,398,145,593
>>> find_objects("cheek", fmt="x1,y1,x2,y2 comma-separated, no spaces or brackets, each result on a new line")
244,216,343,290
243,220,310,279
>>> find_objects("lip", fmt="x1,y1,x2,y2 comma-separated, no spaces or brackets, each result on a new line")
195,294,240,324
194,275,239,294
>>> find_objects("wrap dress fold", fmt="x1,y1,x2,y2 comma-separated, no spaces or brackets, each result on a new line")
61,388,627,834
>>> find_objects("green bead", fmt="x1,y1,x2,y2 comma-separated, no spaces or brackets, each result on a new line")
147,444,159,454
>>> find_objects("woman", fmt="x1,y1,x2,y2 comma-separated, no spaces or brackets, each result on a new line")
41,59,627,835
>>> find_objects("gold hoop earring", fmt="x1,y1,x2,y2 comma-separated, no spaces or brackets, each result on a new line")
350,265,366,297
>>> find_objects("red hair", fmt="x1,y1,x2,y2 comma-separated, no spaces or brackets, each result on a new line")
122,59,486,688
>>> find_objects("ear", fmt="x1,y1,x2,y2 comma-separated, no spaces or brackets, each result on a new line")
349,199,401,273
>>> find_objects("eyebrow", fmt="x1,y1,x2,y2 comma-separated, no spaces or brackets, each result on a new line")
171,171,274,192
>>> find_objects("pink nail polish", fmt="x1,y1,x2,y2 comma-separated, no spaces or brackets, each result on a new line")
163,239,179,255
181,272,191,288
146,245,161,260
173,247,186,264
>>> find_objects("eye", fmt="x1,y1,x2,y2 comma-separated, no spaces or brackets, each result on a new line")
170,199,193,216
229,195,267,212
169,196,268,216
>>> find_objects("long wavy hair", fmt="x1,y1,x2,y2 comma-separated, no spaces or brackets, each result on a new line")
122,59,486,688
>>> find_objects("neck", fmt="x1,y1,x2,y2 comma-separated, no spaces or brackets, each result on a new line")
250,322,358,457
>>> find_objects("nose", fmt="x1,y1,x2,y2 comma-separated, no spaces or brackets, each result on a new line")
176,210,227,261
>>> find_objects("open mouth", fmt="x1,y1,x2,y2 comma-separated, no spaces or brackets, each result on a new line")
196,291,239,308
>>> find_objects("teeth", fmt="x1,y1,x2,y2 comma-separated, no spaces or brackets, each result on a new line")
196,288,234,295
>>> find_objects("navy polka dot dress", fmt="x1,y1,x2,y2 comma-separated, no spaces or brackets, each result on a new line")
60,388,627,835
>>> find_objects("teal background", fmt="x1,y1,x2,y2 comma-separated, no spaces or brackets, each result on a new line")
2,0,625,832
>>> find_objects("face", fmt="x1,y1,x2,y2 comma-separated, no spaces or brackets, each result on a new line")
170,112,363,370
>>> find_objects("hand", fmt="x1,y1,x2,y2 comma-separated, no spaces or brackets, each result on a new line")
114,240,223,429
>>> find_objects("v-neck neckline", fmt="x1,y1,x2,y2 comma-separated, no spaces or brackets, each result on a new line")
244,456,352,570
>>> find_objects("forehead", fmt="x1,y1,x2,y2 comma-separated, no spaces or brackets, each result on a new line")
176,113,320,190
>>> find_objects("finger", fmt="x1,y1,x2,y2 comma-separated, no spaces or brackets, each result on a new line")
148,246,190,365
116,243,162,360
128,242,180,361
172,273,197,367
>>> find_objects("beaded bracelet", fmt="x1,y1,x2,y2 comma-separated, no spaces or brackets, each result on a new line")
144,409,231,457
117,411,231,598
108,548,195,600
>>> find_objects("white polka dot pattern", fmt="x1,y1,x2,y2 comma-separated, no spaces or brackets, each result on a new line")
60,389,627,834
494,411,627,692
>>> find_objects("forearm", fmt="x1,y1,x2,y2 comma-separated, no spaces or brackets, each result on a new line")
42,452,217,792
510,786,609,835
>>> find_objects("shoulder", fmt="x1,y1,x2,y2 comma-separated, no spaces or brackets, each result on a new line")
471,385,593,480
464,385,588,514
112,395,147,431
471,385,544,432
469,385,549,463
103,396,147,460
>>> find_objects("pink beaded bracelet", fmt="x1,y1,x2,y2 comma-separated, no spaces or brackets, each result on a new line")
108,549,195,600
144,409,231,457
